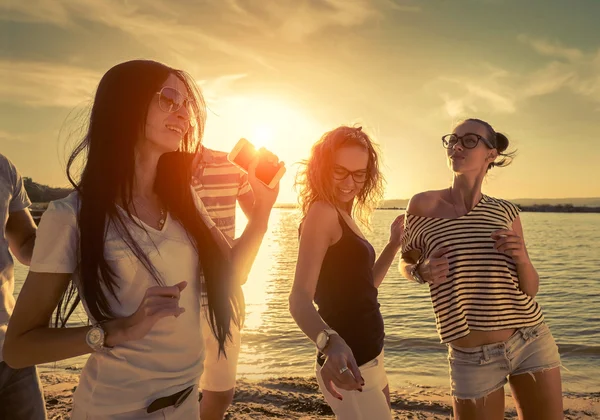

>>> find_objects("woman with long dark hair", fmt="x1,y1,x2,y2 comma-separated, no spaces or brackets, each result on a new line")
3,60,280,419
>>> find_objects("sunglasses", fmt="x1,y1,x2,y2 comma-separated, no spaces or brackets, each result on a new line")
441,133,495,149
333,165,368,183
156,86,195,115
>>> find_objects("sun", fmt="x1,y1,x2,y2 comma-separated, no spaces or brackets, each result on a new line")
202,94,326,203
204,94,321,153
250,123,275,150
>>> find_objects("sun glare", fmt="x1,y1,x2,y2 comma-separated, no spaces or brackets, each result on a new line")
202,94,326,203
250,124,275,150
204,95,321,155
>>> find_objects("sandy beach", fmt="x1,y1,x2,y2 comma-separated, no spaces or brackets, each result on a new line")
41,372,599,419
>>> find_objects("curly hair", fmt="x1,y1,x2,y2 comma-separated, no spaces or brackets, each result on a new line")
295,125,385,228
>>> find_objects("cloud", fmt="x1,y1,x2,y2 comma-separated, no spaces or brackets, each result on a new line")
272,0,379,42
520,35,600,104
518,34,583,62
198,73,247,104
1,0,273,70
433,36,600,117
0,60,99,108
216,0,388,41
465,84,516,113
0,0,396,69
433,69,518,117
380,0,422,12
0,0,72,27
0,128,61,145
442,95,468,118
0,59,248,109
0,130,24,143
521,62,576,98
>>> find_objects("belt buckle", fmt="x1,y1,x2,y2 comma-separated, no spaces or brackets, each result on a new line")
174,386,194,408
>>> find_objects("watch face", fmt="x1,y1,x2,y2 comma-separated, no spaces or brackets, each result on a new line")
88,328,102,345
316,331,327,350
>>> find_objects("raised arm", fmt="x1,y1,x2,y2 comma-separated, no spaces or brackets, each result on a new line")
399,196,423,282
372,214,404,288
207,157,278,285
237,174,255,220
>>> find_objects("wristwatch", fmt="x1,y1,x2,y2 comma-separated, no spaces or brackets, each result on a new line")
86,323,113,353
410,262,426,284
316,329,339,352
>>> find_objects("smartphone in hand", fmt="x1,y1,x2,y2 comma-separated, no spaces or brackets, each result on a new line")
228,138,286,189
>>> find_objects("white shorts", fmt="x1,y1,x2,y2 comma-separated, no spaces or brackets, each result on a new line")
71,385,199,419
199,312,241,392
315,350,392,420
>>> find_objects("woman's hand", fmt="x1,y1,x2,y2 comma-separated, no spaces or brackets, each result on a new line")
319,335,364,400
388,214,405,248
247,149,283,212
104,281,187,346
418,247,450,285
492,229,530,265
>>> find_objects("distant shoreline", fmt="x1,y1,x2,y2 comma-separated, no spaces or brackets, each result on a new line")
29,204,600,223
518,205,600,213
374,206,600,213
283,205,600,213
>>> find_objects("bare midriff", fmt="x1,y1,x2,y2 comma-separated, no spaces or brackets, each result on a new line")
450,328,517,348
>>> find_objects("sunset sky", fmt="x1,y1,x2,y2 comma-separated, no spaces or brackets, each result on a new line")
2,0,600,203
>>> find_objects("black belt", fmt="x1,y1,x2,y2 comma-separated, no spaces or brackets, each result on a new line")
147,385,194,414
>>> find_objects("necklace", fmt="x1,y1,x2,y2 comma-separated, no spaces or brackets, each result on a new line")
132,197,166,230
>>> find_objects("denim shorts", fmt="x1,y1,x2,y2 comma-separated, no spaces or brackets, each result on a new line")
0,362,47,420
447,322,561,401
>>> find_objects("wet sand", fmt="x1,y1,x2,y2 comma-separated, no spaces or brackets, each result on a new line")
41,373,599,419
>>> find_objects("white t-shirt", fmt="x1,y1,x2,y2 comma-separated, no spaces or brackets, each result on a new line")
30,190,216,415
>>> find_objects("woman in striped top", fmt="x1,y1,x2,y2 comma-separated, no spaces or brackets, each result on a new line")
399,118,563,420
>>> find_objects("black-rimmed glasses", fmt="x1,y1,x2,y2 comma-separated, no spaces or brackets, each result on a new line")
442,133,494,149
333,165,368,183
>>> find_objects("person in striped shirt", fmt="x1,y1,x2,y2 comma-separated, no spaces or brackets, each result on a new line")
192,145,254,420
399,118,562,420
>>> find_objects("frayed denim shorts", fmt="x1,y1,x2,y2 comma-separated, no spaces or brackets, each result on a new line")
447,322,561,401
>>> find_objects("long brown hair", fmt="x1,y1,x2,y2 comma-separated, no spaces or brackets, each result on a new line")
295,125,384,227
59,60,241,355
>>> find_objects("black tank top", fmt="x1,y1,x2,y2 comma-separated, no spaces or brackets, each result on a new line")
314,212,385,367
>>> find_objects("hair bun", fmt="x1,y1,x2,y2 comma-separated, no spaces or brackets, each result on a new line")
495,132,509,153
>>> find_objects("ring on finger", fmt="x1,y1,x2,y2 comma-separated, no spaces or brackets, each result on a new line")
339,366,349,375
